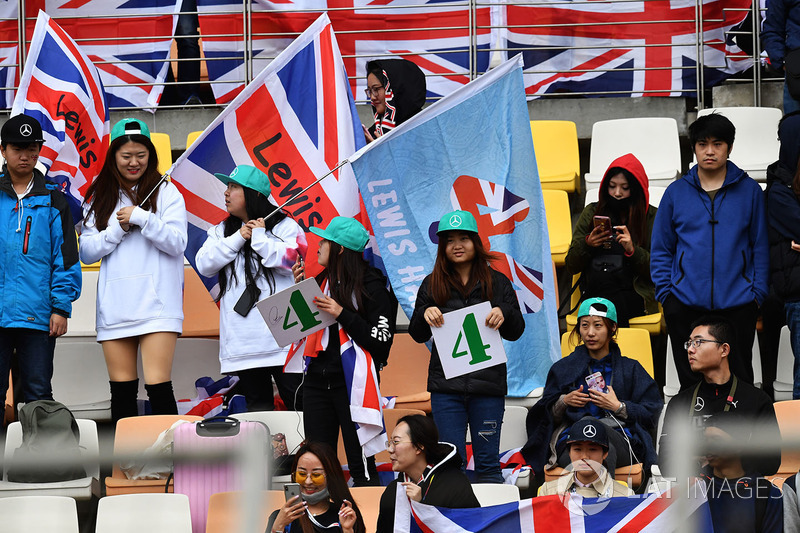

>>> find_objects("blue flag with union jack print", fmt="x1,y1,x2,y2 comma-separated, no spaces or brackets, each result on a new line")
348,57,560,396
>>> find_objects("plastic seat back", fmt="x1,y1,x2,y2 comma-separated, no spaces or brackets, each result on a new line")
530,120,579,192
96,493,192,533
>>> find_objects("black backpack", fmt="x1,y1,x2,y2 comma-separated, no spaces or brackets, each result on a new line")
6,400,87,483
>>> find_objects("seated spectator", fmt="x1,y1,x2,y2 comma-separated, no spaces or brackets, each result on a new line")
539,417,634,498
700,412,783,533
781,471,800,531
564,153,657,327
658,316,781,477
267,441,365,533
376,414,478,533
363,59,425,142
521,298,662,476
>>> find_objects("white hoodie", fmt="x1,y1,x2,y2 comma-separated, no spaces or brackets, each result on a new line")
79,182,188,341
195,217,304,373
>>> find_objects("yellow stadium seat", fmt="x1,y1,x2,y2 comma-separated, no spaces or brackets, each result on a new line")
564,274,664,335
349,486,384,532
379,333,431,413
560,327,654,379
531,120,580,193
542,190,571,267
771,400,800,486
150,132,172,175
182,265,220,337
206,491,285,533
186,130,202,148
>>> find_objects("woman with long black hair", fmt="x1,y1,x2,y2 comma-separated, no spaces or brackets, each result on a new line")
80,118,187,421
195,165,305,411
292,216,396,485
408,210,524,483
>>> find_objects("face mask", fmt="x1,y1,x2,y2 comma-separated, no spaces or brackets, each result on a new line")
301,487,330,505
605,196,631,211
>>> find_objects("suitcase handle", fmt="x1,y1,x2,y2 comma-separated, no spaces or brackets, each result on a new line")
196,417,241,437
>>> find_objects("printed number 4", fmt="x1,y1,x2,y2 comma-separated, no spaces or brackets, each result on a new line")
283,290,322,332
452,313,491,365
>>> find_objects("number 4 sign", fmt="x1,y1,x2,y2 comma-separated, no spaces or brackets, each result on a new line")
431,302,507,380
255,278,338,347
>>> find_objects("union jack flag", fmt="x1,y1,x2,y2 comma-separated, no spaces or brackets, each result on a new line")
196,0,491,104
26,0,180,110
12,10,109,223
393,485,714,532
0,2,18,109
497,0,752,98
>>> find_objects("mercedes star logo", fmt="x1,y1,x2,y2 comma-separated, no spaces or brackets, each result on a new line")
19,124,32,137
582,424,597,438
449,214,462,227
694,396,705,411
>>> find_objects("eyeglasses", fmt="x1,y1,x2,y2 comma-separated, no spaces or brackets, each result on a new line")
364,85,385,98
294,470,326,485
684,338,723,350
385,439,412,450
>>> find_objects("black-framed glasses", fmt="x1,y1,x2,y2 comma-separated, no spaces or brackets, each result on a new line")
364,86,385,98
684,338,723,350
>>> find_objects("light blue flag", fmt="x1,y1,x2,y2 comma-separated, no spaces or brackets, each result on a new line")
348,56,559,395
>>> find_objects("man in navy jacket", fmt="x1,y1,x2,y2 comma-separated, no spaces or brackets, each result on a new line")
651,113,768,389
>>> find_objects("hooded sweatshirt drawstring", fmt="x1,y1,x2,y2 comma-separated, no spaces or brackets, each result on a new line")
14,177,34,232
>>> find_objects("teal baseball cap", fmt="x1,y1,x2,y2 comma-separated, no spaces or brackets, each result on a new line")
110,118,151,143
577,297,618,324
310,217,369,252
436,210,478,235
214,165,272,198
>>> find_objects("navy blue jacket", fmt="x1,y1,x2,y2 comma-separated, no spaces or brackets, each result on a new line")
650,162,769,310
763,0,800,69
521,343,663,470
0,169,81,331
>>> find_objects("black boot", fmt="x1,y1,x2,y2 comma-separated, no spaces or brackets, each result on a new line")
110,379,139,422
145,381,178,415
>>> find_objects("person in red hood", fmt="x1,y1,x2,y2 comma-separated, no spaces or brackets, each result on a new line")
565,153,658,328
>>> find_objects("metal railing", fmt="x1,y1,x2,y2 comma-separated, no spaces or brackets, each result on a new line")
0,0,775,112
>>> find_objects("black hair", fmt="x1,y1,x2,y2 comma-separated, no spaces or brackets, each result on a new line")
217,186,287,301
689,315,734,347
397,414,452,465
318,240,371,315
365,60,388,87
688,113,735,147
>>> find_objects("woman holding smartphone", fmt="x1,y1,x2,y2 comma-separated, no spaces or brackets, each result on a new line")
564,154,658,327
267,441,365,533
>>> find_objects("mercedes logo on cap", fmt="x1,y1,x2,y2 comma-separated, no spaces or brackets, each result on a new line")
449,214,462,227
583,424,597,438
230,167,239,178
19,124,32,137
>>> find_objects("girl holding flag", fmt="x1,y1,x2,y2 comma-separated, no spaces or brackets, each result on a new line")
195,165,305,411
80,118,187,421
408,210,524,483
292,216,396,486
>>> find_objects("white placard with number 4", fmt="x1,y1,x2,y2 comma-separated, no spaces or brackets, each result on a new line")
431,301,507,380
255,278,338,348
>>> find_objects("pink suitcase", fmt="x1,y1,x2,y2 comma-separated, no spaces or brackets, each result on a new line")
173,417,270,533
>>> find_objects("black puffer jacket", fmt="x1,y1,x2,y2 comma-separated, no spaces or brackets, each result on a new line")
408,269,524,396
766,161,800,302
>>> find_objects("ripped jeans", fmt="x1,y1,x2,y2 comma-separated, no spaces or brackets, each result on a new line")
431,392,504,483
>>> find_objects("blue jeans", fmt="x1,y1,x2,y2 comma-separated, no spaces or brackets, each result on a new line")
0,328,56,403
785,82,800,115
431,392,504,483
787,301,800,399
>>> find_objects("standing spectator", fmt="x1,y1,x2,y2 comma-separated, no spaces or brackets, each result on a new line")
80,118,187,421
565,153,657,327
658,316,781,478
651,112,768,388
763,0,800,114
766,111,800,399
195,165,305,411
409,210,525,483
0,114,81,403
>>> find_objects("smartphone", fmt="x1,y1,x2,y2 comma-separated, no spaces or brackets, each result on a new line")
592,215,611,233
284,482,301,502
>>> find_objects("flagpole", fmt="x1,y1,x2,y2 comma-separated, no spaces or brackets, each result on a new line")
263,159,349,221
138,173,170,207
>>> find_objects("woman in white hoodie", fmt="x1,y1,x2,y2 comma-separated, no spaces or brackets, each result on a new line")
195,165,306,411
80,118,188,421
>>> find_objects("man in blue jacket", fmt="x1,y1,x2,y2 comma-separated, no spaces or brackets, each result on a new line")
651,113,768,389
763,0,800,114
0,114,81,403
